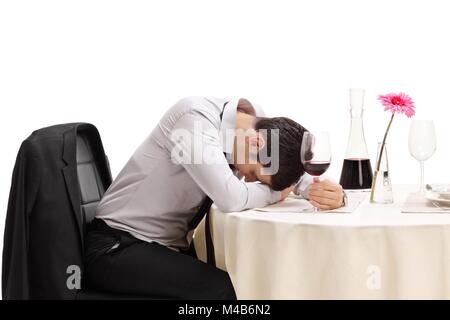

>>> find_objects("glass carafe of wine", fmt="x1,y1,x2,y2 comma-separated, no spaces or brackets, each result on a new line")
339,88,373,190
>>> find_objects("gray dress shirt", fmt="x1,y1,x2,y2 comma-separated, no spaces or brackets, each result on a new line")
96,97,312,249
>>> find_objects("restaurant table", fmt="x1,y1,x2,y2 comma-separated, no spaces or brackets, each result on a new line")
193,185,450,299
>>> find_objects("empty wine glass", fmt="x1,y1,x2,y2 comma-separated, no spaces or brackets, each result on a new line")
301,131,332,212
408,120,436,194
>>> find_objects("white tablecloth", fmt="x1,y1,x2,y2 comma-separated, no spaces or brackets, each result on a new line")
193,185,450,299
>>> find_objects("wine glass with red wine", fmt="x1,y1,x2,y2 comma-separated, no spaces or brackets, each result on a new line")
301,131,332,212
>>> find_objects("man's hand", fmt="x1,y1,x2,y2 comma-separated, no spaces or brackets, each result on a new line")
280,186,294,201
308,179,344,210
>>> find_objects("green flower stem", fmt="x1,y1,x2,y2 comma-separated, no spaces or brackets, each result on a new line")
370,113,395,202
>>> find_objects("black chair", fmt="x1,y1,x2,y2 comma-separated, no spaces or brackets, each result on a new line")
75,127,156,299
2,123,158,299
76,130,109,228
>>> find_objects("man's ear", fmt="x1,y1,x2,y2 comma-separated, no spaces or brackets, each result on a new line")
245,132,265,151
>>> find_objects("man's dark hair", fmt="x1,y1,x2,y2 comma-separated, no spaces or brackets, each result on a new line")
255,117,308,191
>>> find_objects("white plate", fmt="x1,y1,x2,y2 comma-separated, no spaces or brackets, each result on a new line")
425,190,450,207
427,184,450,200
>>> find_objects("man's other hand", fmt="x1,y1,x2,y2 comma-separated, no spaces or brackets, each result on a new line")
280,186,295,201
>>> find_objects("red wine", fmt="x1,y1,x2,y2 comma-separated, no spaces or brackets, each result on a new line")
339,158,373,189
303,161,330,176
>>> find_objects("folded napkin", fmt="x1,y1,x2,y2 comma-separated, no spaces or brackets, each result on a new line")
402,193,450,213
254,192,367,214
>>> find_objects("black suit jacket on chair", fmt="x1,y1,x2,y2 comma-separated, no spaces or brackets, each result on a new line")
2,123,111,299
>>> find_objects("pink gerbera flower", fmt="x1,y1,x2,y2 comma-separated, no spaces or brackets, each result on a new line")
378,92,415,118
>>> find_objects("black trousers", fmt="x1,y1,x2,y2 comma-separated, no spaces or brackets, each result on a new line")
84,219,236,300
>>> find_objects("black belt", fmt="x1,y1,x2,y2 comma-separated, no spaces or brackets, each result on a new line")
89,218,142,252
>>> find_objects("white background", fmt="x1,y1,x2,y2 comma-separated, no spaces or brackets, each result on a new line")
1,0,450,295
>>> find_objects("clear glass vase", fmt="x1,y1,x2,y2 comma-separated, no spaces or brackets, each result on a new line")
370,142,393,204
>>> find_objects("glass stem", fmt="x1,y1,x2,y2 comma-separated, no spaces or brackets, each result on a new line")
312,176,320,212
419,160,425,194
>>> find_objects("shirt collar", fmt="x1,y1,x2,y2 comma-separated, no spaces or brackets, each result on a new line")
219,98,265,163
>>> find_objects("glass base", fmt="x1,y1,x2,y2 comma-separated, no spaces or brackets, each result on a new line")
370,169,394,204
344,188,372,193
371,198,394,204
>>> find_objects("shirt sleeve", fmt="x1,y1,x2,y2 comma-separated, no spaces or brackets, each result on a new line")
165,111,281,213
